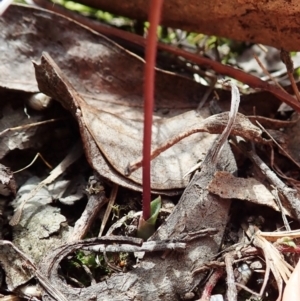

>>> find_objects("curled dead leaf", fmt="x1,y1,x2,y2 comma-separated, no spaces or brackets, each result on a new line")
34,53,269,191
208,171,293,217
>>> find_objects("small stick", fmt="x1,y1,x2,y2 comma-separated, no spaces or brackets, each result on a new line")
259,253,271,297
80,265,96,286
272,187,291,231
225,252,238,301
103,248,122,272
196,77,217,111
234,282,261,297
253,53,285,92
280,49,300,102
98,183,118,237
106,210,140,236
13,152,52,173
241,144,300,221
84,240,186,253
0,118,63,138
70,192,107,242
175,228,218,242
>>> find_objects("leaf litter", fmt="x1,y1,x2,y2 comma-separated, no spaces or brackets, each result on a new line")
0,3,300,301
0,4,285,192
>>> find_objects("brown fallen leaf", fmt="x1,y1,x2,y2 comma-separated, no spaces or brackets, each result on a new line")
0,5,284,192
208,171,293,217
34,53,269,191
0,4,215,192
33,52,213,191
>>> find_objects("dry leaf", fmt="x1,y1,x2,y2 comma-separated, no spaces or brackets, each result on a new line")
34,52,215,190
208,171,292,216
0,243,33,291
0,4,208,114
34,53,268,191
0,4,215,192
0,4,280,192
11,176,72,265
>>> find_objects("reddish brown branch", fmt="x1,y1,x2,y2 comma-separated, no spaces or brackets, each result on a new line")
198,269,224,301
33,0,300,113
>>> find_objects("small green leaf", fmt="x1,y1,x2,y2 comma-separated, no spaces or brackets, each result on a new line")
277,236,296,248
148,196,162,225
137,196,161,240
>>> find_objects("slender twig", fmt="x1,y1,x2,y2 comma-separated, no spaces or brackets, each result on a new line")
196,77,217,111
71,192,107,242
98,183,118,237
280,49,300,102
234,282,261,297
142,0,163,221
225,252,238,301
208,81,240,165
0,118,64,138
85,240,186,253
13,152,52,173
253,53,285,92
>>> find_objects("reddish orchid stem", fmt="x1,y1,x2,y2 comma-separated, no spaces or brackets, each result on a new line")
142,0,163,221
